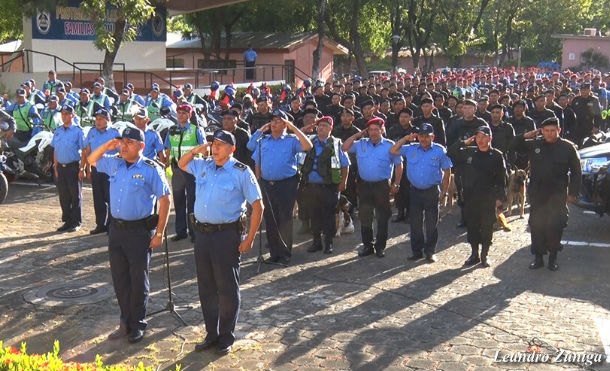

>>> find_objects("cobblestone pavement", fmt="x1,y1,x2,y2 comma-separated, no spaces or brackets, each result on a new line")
1,182,609,371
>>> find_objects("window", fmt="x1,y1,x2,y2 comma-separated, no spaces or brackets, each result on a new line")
166,57,185,68
197,59,236,75
568,53,575,61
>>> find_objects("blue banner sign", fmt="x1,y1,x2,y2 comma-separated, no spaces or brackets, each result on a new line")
32,1,166,42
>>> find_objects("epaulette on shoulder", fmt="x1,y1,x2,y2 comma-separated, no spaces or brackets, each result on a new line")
286,133,298,138
143,158,159,168
233,161,247,171
112,153,122,159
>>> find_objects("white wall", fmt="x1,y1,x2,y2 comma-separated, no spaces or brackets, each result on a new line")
23,18,165,73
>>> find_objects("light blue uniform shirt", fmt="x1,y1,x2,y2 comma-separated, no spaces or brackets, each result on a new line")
85,126,120,154
96,155,171,220
143,128,165,160
243,49,258,62
249,131,305,181
399,142,453,189
51,124,84,163
187,157,262,224
308,136,350,184
348,137,402,182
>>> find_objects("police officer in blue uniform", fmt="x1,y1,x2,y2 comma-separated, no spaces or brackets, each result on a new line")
247,110,313,265
343,117,403,258
390,123,452,263
52,104,85,232
178,130,263,355
301,116,350,255
164,103,206,241
82,108,120,234
87,124,171,343
133,107,166,163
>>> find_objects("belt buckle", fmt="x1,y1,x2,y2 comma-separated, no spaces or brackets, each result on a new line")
269,181,275,186
61,163,67,168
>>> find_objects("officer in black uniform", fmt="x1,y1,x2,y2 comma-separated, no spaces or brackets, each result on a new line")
221,109,253,169
87,124,171,343
332,108,360,214
571,82,602,148
529,95,556,128
247,96,273,133
488,104,515,160
301,116,350,254
511,117,581,271
413,97,446,146
178,130,263,355
448,126,506,267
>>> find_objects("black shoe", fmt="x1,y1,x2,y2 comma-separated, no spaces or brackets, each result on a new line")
358,246,374,257
194,338,217,352
215,345,232,355
66,224,81,233
425,254,437,263
307,242,323,252
407,254,423,261
171,234,188,242
89,226,107,235
56,223,70,232
529,255,544,269
480,257,491,268
456,221,466,228
277,257,290,266
107,324,129,340
264,256,279,264
464,255,480,266
391,213,405,223
548,253,558,271
127,329,144,343
323,242,333,254
375,249,385,258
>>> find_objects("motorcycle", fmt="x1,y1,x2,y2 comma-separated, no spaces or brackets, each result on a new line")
0,123,10,203
1,129,55,183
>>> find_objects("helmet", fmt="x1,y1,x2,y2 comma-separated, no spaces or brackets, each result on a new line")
225,85,236,96
210,81,220,91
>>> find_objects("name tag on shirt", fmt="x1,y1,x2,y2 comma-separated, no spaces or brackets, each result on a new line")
132,174,144,180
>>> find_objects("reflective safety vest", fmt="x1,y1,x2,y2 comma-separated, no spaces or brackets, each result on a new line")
12,103,34,132
117,99,136,121
299,135,342,184
168,125,199,162
147,97,163,122
42,109,62,130
77,100,96,127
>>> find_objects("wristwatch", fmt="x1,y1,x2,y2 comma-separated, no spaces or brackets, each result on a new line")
155,231,164,238
392,183,400,188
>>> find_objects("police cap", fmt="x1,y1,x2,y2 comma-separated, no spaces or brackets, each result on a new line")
94,108,111,119
476,125,492,136
418,123,434,135
121,124,145,142
213,130,236,145
540,117,560,127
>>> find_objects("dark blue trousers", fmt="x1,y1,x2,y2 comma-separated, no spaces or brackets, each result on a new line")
409,185,440,256
358,179,391,251
194,228,241,348
108,223,152,332
56,162,82,227
305,183,339,244
171,165,196,238
91,166,110,228
260,176,298,259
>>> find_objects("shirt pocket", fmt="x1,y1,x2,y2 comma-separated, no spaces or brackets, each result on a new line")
218,182,236,202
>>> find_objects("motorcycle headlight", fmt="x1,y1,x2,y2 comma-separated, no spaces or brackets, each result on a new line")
581,157,610,173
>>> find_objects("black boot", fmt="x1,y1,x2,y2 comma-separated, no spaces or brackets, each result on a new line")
529,254,544,269
307,235,322,252
391,211,405,223
548,251,558,271
480,244,490,268
358,245,374,257
323,239,333,254
464,244,480,266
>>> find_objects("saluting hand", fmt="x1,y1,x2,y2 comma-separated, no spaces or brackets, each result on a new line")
404,133,418,142
106,138,121,151
259,123,271,133
524,129,541,139
193,142,211,156
464,136,476,146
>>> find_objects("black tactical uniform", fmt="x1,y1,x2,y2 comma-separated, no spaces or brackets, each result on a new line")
509,115,536,169
413,114,446,146
387,122,418,221
571,93,602,148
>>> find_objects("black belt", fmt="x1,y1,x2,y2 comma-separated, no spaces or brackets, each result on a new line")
111,214,158,230
359,179,389,185
411,185,439,191
193,218,243,233
262,174,297,186
59,161,79,168
306,183,335,188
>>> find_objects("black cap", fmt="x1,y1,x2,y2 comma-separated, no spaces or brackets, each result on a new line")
256,95,268,103
92,82,102,88
61,104,74,113
57,86,66,93
121,124,145,142
540,117,560,127
94,108,111,119
184,83,193,89
135,107,148,118
121,88,130,95
48,95,58,102
581,82,591,89
476,125,491,136
271,109,289,121
418,123,434,135
230,102,243,110
213,130,236,145
126,82,134,89
80,88,90,94
463,99,477,107
151,83,160,91
15,88,26,96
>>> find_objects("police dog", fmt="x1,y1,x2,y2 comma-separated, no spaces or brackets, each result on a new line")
335,195,354,237
506,169,527,218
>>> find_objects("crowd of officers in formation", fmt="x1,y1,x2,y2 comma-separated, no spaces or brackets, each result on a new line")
1,66,599,351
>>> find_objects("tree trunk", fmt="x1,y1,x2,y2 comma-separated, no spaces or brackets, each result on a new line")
350,0,367,76
102,17,126,90
312,0,327,78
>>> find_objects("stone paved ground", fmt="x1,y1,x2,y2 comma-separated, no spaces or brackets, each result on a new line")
1,182,609,371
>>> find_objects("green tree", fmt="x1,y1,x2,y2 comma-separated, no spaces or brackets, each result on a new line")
0,0,23,43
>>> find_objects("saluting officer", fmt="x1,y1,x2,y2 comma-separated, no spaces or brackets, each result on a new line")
301,116,350,255
390,123,452,263
511,117,581,271
87,124,171,344
52,104,85,232
448,126,506,267
133,107,165,163
178,130,263,356
164,103,206,242
343,117,403,258
247,110,313,265
81,108,120,235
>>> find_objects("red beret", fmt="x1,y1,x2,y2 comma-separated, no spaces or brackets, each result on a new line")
316,116,334,128
177,103,193,114
366,117,385,128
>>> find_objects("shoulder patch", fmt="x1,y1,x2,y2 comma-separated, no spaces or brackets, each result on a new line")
233,162,247,171
143,158,160,168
